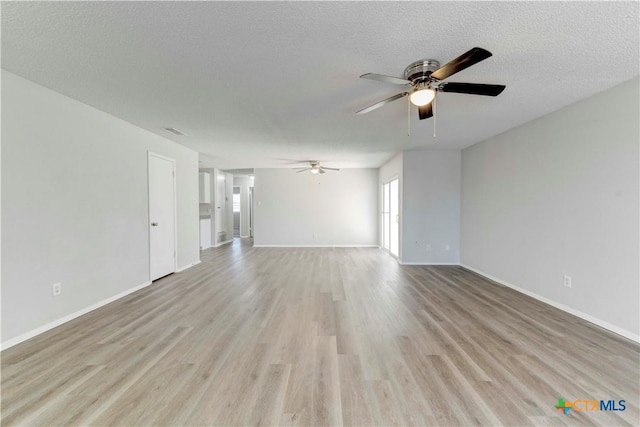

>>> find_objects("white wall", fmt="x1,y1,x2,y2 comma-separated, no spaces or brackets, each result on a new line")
461,76,639,339
2,71,200,346
402,150,460,264
253,168,378,246
379,151,403,184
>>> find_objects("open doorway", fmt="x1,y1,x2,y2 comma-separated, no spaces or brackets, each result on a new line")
221,169,254,240
233,186,241,237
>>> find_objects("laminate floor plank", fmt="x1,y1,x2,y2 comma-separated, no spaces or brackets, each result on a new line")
312,336,342,426
2,239,638,426
336,354,376,426
245,363,292,426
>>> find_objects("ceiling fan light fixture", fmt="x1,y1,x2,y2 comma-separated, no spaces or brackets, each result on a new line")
410,88,435,106
311,167,320,174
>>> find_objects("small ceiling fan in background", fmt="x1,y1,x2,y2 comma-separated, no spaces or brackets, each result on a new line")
357,47,505,132
293,161,340,174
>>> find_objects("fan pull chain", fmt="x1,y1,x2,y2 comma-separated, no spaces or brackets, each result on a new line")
433,94,437,138
407,96,411,136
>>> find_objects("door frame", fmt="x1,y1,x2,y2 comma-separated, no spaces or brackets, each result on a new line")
249,186,254,238
381,175,400,259
147,151,178,280
382,181,390,252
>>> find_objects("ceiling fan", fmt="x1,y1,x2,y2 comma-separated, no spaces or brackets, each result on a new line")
293,161,340,175
356,47,505,124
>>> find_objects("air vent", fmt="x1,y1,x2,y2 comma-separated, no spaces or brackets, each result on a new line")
163,127,185,136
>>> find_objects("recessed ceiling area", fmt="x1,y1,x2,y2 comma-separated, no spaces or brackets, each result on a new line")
222,168,254,177
2,1,638,168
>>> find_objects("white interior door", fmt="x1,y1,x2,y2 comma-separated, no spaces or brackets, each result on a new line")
148,153,176,281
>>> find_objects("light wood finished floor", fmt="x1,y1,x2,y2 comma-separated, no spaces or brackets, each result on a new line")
2,239,639,426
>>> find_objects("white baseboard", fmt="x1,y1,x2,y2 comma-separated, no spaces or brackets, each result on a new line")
1,280,153,351
399,261,459,266
240,235,251,238
214,239,233,247
252,244,380,248
200,245,212,250
176,260,201,273
460,264,640,343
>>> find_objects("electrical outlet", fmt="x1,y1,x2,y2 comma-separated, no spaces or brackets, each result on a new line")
52,282,62,296
563,276,572,288
425,244,431,251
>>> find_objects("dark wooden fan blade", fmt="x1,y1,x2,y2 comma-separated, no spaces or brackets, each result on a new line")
296,168,311,173
430,47,492,81
440,82,506,96
360,73,412,85
319,169,326,174
418,103,433,120
356,92,409,115
322,167,340,171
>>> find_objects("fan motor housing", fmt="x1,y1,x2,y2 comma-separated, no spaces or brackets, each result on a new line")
404,59,440,83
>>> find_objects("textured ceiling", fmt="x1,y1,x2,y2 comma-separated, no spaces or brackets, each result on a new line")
2,1,638,168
